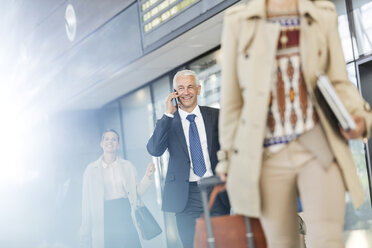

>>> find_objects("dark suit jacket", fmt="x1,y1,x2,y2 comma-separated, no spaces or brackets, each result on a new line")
147,106,220,213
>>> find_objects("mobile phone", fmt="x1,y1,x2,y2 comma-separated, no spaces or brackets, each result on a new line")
172,89,180,107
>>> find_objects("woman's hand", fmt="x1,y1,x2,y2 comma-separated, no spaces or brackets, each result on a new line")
218,172,227,183
340,115,366,140
146,162,156,179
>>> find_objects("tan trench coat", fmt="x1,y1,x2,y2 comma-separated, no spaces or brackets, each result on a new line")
218,0,372,217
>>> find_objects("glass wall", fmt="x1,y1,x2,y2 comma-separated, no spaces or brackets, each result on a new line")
339,0,372,247
119,86,167,248
188,50,222,108
150,75,183,248
350,0,372,57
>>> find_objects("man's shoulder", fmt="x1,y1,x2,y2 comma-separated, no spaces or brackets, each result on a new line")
200,105,220,113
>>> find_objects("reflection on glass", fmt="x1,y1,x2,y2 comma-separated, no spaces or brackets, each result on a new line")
344,140,372,248
343,61,372,247
346,62,358,87
333,0,355,62
339,14,355,62
351,1,372,56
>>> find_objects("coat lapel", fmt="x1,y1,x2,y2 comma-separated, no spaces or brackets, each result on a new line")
299,0,324,91
200,107,213,158
93,160,105,199
173,110,190,157
239,0,324,94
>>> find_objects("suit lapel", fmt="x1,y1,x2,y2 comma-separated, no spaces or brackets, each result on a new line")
173,111,190,157
200,106,213,158
299,0,324,91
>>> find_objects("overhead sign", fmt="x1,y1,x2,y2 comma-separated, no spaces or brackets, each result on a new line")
140,0,199,33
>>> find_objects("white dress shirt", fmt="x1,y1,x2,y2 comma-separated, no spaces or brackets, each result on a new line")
178,106,213,182
102,159,127,200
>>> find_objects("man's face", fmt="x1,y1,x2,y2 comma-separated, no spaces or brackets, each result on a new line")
100,131,119,154
175,75,201,112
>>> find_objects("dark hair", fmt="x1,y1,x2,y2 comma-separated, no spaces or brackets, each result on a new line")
101,129,120,143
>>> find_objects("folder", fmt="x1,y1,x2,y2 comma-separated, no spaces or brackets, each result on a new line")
315,74,356,131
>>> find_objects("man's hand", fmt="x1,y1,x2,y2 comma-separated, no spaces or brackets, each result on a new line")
146,162,156,179
165,91,179,115
340,115,366,140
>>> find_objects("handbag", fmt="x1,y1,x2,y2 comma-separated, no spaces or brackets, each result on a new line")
194,183,267,248
135,205,162,240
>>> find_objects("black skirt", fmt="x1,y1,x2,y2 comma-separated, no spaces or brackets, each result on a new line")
104,198,141,248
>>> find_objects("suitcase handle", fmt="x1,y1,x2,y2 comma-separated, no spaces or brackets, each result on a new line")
197,176,227,211
197,176,223,189
197,176,224,248
207,184,226,210
197,176,257,248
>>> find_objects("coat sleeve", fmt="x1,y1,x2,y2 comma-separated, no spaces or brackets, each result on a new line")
217,12,244,174
124,160,153,196
79,168,92,248
325,8,372,138
147,115,173,156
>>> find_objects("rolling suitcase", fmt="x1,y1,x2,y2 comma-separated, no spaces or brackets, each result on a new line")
194,176,267,248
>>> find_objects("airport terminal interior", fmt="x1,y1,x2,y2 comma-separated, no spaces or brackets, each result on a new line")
2,0,372,247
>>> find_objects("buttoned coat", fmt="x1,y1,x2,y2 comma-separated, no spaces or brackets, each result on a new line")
218,0,372,217
79,157,152,248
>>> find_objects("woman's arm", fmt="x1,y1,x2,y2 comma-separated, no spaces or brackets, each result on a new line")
217,11,244,177
325,6,372,139
137,162,155,196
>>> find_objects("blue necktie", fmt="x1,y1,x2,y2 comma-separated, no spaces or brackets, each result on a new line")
186,114,206,177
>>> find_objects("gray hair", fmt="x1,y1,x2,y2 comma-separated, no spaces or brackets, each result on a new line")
173,70,199,89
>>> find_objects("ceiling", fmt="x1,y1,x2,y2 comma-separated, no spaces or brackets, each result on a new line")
1,0,229,119
63,10,225,111
0,0,360,118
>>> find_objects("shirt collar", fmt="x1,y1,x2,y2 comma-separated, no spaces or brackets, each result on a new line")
101,156,118,169
241,0,320,23
178,105,201,121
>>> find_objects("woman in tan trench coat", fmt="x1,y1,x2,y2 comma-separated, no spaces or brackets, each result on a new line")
216,0,372,247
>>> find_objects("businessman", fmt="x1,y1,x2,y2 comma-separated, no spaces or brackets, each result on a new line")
147,70,221,248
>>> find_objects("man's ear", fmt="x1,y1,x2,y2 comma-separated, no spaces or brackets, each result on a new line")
197,85,201,95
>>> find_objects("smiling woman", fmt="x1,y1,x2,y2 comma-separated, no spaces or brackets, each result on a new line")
100,129,120,154
80,129,156,248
